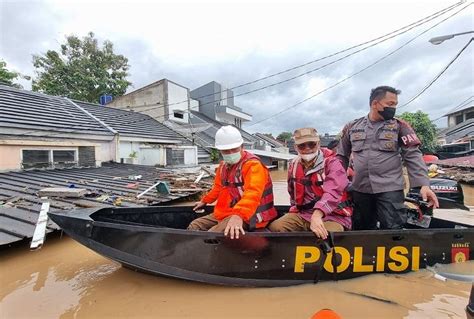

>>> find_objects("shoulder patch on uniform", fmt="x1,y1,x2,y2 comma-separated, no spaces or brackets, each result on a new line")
395,118,421,147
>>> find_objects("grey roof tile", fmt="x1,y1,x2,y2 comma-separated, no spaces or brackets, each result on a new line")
0,85,113,136
75,100,187,142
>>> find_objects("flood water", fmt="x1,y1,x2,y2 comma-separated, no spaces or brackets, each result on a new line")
0,171,472,318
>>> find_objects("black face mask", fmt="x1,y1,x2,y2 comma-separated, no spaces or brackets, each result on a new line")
378,107,396,120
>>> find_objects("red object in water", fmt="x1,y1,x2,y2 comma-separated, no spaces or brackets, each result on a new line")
422,155,439,164
311,309,342,319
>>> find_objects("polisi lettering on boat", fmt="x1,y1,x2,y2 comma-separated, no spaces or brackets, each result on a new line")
294,245,420,273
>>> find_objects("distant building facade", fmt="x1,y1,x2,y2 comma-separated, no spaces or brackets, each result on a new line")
190,81,252,128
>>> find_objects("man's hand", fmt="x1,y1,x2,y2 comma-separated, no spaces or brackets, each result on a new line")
224,215,245,239
420,185,439,208
310,209,328,239
193,201,206,211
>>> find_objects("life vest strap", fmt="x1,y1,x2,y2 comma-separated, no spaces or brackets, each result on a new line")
295,198,320,211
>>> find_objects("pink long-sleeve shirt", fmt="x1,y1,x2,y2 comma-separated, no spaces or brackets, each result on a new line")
288,149,352,230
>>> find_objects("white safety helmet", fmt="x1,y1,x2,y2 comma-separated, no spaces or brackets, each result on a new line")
215,125,244,150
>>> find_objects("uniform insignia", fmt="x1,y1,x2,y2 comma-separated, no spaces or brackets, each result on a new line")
401,133,420,146
385,141,394,149
451,243,470,263
385,124,396,129
383,133,394,139
353,133,363,139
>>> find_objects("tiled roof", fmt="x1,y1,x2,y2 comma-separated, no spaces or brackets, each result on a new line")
0,85,113,136
75,101,186,142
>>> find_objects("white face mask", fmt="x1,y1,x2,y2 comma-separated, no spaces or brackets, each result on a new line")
300,152,318,162
222,151,242,164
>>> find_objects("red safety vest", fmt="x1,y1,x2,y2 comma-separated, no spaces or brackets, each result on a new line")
221,152,278,229
289,148,353,217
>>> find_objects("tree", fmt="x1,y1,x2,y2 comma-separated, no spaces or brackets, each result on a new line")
32,32,131,103
277,131,293,144
0,59,29,88
399,111,438,153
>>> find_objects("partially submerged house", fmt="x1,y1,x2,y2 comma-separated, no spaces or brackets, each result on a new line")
437,105,473,158
0,85,211,247
0,85,198,170
76,100,198,167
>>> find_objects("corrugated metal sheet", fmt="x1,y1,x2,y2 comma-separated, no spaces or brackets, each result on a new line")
0,163,205,246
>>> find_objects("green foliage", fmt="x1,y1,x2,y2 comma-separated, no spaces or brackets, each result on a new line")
398,111,438,153
210,149,220,162
32,32,131,103
0,60,27,88
129,151,138,158
276,131,292,143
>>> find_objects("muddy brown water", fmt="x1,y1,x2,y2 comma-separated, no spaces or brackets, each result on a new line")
0,171,472,318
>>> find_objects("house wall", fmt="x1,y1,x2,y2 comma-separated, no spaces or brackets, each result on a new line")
447,107,474,127
107,82,166,121
215,112,243,127
190,82,221,120
106,80,193,124
139,146,166,166
0,140,103,171
117,141,197,166
167,81,190,123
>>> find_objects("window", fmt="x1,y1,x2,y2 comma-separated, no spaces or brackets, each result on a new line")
53,150,77,168
166,148,185,166
466,111,474,120
455,114,463,125
21,149,77,169
22,150,50,169
173,111,184,119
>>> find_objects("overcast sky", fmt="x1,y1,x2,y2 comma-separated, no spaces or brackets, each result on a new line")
1,0,472,135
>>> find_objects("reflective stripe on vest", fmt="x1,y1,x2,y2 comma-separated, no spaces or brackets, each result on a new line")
221,152,278,229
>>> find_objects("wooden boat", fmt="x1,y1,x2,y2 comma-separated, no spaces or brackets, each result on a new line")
48,205,473,287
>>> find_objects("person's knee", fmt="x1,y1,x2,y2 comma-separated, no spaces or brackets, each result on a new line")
268,220,285,232
187,220,203,230
324,221,344,232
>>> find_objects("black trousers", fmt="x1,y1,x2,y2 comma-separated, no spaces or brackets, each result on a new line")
352,190,406,230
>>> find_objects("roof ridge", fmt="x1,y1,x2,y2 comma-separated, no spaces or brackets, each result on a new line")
67,98,118,134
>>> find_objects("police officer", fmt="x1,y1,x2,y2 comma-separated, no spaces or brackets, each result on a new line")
337,86,439,230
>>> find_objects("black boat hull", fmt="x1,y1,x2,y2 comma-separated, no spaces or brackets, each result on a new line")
48,206,473,287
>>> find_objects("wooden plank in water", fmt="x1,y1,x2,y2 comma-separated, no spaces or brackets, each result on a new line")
30,201,50,250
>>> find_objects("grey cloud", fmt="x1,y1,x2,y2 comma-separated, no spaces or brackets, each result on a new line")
1,1,471,137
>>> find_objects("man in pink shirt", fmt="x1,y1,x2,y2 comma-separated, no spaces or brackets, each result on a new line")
269,128,352,238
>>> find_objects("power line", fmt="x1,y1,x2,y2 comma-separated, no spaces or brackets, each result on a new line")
430,95,474,123
133,1,465,117
135,1,464,113
128,1,468,124
399,38,473,109
13,2,469,138
247,4,471,127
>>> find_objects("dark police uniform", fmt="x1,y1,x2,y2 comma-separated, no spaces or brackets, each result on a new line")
337,116,429,229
